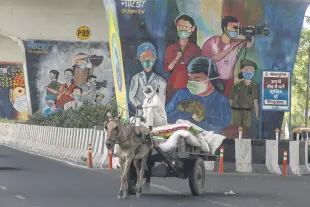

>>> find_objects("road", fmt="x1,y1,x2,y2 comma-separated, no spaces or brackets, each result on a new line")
0,145,309,207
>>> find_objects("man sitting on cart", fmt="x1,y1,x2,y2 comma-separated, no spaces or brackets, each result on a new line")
137,85,168,131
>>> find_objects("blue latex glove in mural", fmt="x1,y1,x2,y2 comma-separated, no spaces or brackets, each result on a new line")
43,95,62,117
165,56,231,134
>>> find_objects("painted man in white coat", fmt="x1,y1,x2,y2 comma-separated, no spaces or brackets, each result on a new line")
129,42,167,115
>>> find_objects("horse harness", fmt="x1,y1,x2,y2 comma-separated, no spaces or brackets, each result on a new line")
107,119,152,154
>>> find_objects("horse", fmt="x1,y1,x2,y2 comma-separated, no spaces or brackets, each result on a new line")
104,112,153,199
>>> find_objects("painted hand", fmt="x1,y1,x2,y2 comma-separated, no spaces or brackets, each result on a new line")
175,52,182,60
192,113,201,122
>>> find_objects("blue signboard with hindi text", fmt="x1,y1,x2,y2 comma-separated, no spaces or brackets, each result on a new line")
261,71,291,112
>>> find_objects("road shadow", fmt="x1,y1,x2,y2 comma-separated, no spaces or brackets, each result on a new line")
0,155,12,158
0,167,23,171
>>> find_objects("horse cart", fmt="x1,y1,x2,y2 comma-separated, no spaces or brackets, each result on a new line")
127,135,218,196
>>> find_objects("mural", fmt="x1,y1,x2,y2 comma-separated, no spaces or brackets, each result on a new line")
0,63,28,121
24,40,115,115
104,0,308,139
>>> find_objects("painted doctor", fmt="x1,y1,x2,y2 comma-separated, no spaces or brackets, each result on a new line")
129,42,167,113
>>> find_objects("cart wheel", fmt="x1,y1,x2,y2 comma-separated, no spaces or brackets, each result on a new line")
127,164,137,195
188,157,205,196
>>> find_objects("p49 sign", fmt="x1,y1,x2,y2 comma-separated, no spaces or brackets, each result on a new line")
76,26,91,40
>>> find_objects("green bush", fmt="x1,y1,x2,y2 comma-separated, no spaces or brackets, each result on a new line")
0,118,19,123
26,102,118,128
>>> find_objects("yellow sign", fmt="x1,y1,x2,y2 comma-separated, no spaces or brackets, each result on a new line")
76,26,91,40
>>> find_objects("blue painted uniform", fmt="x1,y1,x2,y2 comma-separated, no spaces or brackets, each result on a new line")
43,108,62,117
165,89,231,133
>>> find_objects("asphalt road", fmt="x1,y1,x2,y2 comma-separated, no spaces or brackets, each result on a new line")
0,145,309,207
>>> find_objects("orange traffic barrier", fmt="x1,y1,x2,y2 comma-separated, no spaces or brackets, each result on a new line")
275,128,280,140
88,144,93,168
238,127,243,139
219,146,224,173
108,149,113,170
283,150,287,176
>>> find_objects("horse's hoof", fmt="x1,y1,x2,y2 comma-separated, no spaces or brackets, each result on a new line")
143,183,150,192
136,193,141,198
117,195,122,200
122,193,128,199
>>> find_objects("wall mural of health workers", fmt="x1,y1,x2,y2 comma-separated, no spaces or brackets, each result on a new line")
105,0,309,139
24,40,115,116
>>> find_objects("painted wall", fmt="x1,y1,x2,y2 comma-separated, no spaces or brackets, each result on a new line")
104,0,310,139
0,0,110,118
0,62,28,121
23,40,115,115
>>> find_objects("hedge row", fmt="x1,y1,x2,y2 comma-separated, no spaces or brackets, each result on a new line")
25,102,118,128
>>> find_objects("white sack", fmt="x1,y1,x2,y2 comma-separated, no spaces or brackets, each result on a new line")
198,131,226,154
159,130,201,152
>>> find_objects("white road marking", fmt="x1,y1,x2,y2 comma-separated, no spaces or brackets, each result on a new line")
0,186,7,190
15,195,26,200
150,183,182,194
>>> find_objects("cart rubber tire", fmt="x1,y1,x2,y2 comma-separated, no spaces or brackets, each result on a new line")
188,157,205,196
127,165,137,195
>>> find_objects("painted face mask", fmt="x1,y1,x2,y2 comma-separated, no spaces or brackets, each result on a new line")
90,80,96,87
226,30,238,39
177,31,191,40
77,62,87,69
49,76,56,81
64,77,72,83
73,95,81,100
96,100,103,104
187,80,209,95
47,103,54,107
141,60,155,69
187,58,219,95
243,72,254,80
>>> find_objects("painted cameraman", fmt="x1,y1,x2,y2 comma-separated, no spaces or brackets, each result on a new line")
202,16,269,97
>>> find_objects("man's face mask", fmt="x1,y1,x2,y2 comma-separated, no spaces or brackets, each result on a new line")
73,95,81,100
64,77,72,83
243,72,254,80
47,102,54,107
141,60,155,69
187,80,209,95
187,59,218,95
90,79,96,87
96,99,103,104
226,29,238,39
